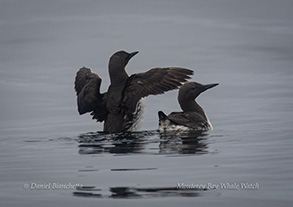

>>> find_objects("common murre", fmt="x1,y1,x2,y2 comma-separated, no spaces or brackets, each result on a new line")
74,51,193,133
158,82,218,132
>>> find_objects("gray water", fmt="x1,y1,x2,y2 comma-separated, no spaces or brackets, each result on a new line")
1,0,293,206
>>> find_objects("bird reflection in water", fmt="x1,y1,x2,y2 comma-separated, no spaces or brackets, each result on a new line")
159,130,209,154
73,185,205,199
75,130,209,199
77,130,208,155
77,131,152,154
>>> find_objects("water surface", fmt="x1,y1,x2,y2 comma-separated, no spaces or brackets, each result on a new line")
0,1,293,206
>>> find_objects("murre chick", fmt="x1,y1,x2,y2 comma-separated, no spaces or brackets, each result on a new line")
158,82,218,132
74,51,193,133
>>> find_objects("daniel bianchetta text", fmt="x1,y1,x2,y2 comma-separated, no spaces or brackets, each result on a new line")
23,182,82,190
177,182,260,190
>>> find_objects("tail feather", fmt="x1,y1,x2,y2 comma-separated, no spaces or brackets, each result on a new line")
158,111,167,121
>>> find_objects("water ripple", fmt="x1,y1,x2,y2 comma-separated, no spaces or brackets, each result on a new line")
77,130,210,155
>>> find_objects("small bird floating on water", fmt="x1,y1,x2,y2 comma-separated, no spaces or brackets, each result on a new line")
158,82,218,132
74,50,193,133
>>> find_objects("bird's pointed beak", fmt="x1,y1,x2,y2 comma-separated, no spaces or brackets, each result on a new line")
201,83,219,92
126,51,139,62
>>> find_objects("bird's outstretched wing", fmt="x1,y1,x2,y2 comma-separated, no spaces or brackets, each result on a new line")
122,67,193,114
74,67,107,122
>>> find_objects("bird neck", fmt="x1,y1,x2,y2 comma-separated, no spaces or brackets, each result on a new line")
108,65,129,87
179,99,207,120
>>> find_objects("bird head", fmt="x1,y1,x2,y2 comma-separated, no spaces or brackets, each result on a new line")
179,82,219,101
109,50,139,68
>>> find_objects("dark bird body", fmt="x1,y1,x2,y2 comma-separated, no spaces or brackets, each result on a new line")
158,82,218,132
74,51,193,133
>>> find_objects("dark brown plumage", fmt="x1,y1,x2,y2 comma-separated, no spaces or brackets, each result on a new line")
74,67,107,122
158,82,218,131
122,67,193,116
74,50,193,133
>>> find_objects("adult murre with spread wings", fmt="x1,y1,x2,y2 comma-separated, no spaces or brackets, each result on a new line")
75,51,193,133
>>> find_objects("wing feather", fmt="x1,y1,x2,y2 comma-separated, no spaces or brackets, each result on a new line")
168,112,209,129
122,67,193,114
74,67,107,122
